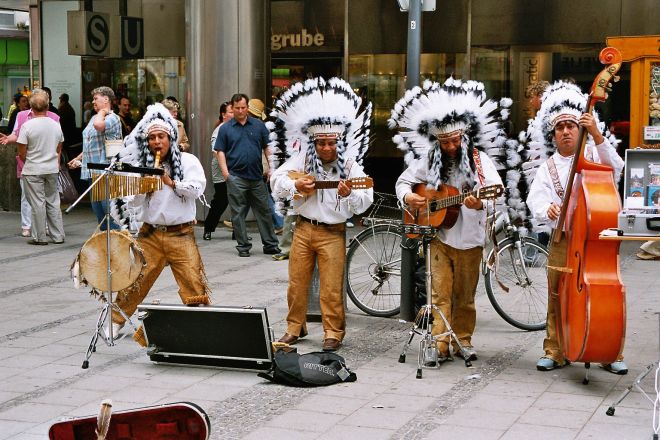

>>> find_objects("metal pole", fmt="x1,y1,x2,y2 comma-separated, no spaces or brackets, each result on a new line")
400,0,423,322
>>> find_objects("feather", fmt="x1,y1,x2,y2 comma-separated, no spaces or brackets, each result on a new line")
95,399,113,440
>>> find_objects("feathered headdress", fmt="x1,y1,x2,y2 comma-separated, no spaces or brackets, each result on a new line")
267,77,372,179
388,77,511,189
110,103,184,230
505,80,620,232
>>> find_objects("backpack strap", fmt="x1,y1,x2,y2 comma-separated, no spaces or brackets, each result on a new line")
546,157,565,199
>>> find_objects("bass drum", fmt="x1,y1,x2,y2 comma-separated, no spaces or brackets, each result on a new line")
75,230,146,292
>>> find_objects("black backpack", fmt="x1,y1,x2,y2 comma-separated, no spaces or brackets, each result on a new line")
258,350,357,387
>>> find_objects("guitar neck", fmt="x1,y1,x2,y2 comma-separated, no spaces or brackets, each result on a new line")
430,189,478,211
313,181,341,190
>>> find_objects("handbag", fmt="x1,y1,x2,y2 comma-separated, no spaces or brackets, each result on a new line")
58,162,79,204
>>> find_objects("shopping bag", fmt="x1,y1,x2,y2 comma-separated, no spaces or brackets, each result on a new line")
58,163,78,204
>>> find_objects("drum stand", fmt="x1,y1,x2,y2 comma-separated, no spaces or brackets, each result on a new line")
605,313,660,439
398,226,473,379
65,162,137,368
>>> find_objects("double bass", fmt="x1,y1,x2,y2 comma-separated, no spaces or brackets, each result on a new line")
553,47,625,380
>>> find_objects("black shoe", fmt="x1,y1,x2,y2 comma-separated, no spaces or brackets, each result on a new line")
27,239,48,246
238,250,250,257
231,232,252,241
203,232,212,240
263,247,282,255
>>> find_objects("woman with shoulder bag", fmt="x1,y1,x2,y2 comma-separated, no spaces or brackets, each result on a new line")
67,86,122,229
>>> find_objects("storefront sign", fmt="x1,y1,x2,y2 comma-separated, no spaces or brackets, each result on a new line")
271,29,324,51
644,126,660,141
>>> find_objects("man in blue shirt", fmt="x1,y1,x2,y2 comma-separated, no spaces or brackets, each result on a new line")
214,93,280,257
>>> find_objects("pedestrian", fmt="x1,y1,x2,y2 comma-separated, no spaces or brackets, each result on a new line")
525,81,627,374
161,98,190,152
248,98,284,233
214,93,281,257
117,95,135,138
16,89,65,245
392,78,507,363
109,103,211,343
270,77,373,352
1,89,61,238
67,86,122,230
203,101,233,240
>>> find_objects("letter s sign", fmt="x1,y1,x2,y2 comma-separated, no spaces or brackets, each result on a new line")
87,15,109,54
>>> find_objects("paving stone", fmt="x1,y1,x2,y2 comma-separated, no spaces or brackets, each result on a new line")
266,409,345,432
293,394,370,416
446,407,520,431
425,424,504,440
500,423,578,440
240,426,318,440
341,407,416,430
518,406,593,429
317,424,395,440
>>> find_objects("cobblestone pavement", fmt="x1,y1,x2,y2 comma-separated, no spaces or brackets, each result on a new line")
0,210,657,439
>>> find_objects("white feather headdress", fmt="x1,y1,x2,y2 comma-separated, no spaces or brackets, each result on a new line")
110,103,184,230
506,80,620,232
388,77,511,189
267,77,372,179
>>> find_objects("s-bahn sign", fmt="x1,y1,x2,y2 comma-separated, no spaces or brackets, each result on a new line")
67,11,144,59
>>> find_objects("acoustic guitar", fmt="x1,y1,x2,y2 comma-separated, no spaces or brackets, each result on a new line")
287,171,374,199
403,183,504,238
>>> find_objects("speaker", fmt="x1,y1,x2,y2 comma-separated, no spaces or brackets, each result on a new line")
138,304,273,371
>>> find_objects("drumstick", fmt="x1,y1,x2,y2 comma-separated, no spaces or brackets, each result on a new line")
154,151,161,168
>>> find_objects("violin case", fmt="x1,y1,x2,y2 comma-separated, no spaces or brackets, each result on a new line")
49,401,210,439
137,304,273,371
617,148,660,236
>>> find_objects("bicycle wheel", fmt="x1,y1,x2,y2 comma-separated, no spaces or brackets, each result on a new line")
484,237,549,331
346,224,402,317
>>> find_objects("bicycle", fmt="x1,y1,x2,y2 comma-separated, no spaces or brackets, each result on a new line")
345,193,403,317
482,210,549,331
345,193,549,332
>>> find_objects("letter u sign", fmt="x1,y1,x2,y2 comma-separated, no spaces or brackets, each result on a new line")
122,17,144,59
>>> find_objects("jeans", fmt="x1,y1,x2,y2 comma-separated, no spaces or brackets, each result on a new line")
85,179,120,230
226,175,279,253
20,178,31,229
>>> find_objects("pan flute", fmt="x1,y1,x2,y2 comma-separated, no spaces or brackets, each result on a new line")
88,162,165,201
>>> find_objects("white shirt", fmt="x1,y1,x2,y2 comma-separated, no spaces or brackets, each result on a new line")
526,139,624,230
128,152,206,225
270,152,373,224
17,117,64,175
395,151,503,249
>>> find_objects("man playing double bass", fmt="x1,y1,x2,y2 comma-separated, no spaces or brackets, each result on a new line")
526,81,626,373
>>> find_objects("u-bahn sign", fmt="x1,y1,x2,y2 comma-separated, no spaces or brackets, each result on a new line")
120,17,144,59
67,11,144,59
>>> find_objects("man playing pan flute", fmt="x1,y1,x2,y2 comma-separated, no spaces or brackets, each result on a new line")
269,77,373,352
110,103,211,345
393,78,508,363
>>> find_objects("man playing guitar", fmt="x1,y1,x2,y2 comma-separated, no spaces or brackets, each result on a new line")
393,79,506,363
